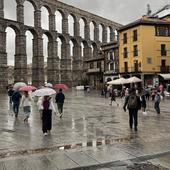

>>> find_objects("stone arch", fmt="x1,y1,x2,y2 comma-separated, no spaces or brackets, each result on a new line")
5,27,16,70
90,21,96,41
91,42,98,58
99,24,104,42
24,0,38,10
107,26,111,43
79,17,86,39
55,9,64,33
68,13,76,36
4,0,16,20
41,6,50,30
24,0,35,26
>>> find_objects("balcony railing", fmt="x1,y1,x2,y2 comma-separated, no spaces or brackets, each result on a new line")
121,67,141,73
160,66,170,73
161,50,167,56
87,68,101,73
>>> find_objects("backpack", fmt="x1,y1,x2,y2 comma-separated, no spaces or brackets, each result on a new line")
128,94,138,109
43,100,50,110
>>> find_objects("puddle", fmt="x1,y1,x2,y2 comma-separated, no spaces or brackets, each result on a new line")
0,135,138,159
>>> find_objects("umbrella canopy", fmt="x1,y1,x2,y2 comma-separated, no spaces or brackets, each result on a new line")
19,85,37,92
44,82,53,87
13,82,27,90
53,84,69,90
33,88,56,97
127,76,142,83
107,78,129,85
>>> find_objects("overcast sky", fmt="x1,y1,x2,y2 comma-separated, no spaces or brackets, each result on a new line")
60,0,170,24
3,0,170,65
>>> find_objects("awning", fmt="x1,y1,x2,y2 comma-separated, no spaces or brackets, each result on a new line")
159,74,170,80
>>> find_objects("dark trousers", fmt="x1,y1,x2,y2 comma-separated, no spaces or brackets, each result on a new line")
13,102,20,116
57,103,64,114
42,110,52,133
154,102,160,114
129,109,138,128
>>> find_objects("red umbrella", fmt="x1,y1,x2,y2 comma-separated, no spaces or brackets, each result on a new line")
53,84,69,90
19,85,37,92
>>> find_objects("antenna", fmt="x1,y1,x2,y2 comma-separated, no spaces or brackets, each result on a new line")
147,4,152,16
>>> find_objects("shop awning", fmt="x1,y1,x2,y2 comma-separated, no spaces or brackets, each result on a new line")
159,74,170,80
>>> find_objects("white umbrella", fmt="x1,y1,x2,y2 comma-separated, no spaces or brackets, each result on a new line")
127,76,142,83
107,78,129,85
44,82,53,87
33,88,56,97
13,82,27,90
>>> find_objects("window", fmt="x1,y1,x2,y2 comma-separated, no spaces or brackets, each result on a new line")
134,60,138,72
123,33,127,44
133,30,138,41
90,63,93,69
124,62,128,72
133,45,138,56
110,63,114,70
147,57,152,64
123,47,128,58
161,44,167,56
97,61,101,68
156,26,170,37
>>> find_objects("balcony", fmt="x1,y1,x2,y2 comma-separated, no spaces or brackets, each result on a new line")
161,50,167,56
121,67,141,73
160,66,170,73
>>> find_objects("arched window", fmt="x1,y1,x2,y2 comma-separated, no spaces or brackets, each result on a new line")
24,1,34,26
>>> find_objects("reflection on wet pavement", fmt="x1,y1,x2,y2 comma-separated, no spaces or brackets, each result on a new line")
0,90,170,169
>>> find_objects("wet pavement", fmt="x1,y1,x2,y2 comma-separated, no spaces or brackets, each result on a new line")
0,90,170,170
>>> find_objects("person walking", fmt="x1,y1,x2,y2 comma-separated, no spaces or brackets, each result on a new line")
55,89,65,118
154,90,161,114
41,96,56,136
11,90,22,117
110,89,119,106
7,86,14,104
20,91,32,122
123,88,141,131
140,91,146,113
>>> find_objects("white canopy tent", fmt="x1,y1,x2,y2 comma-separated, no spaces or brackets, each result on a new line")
159,74,170,80
107,78,129,85
127,76,142,83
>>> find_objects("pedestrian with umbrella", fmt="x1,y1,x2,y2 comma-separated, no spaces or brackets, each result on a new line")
20,91,32,122
33,88,57,136
55,89,65,118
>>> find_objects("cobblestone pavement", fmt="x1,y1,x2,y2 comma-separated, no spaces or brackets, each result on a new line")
0,90,170,170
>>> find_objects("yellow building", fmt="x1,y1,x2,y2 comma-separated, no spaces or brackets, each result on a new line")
119,15,170,86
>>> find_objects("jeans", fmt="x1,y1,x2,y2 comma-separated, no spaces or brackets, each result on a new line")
13,102,20,117
154,102,160,114
57,102,64,114
129,109,138,128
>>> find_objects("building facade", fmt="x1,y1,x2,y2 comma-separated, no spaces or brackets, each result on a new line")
101,41,119,83
119,15,170,87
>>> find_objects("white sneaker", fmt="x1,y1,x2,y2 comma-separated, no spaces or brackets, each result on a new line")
44,133,48,136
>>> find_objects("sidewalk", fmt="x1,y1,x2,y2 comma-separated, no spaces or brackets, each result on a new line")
0,90,170,169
